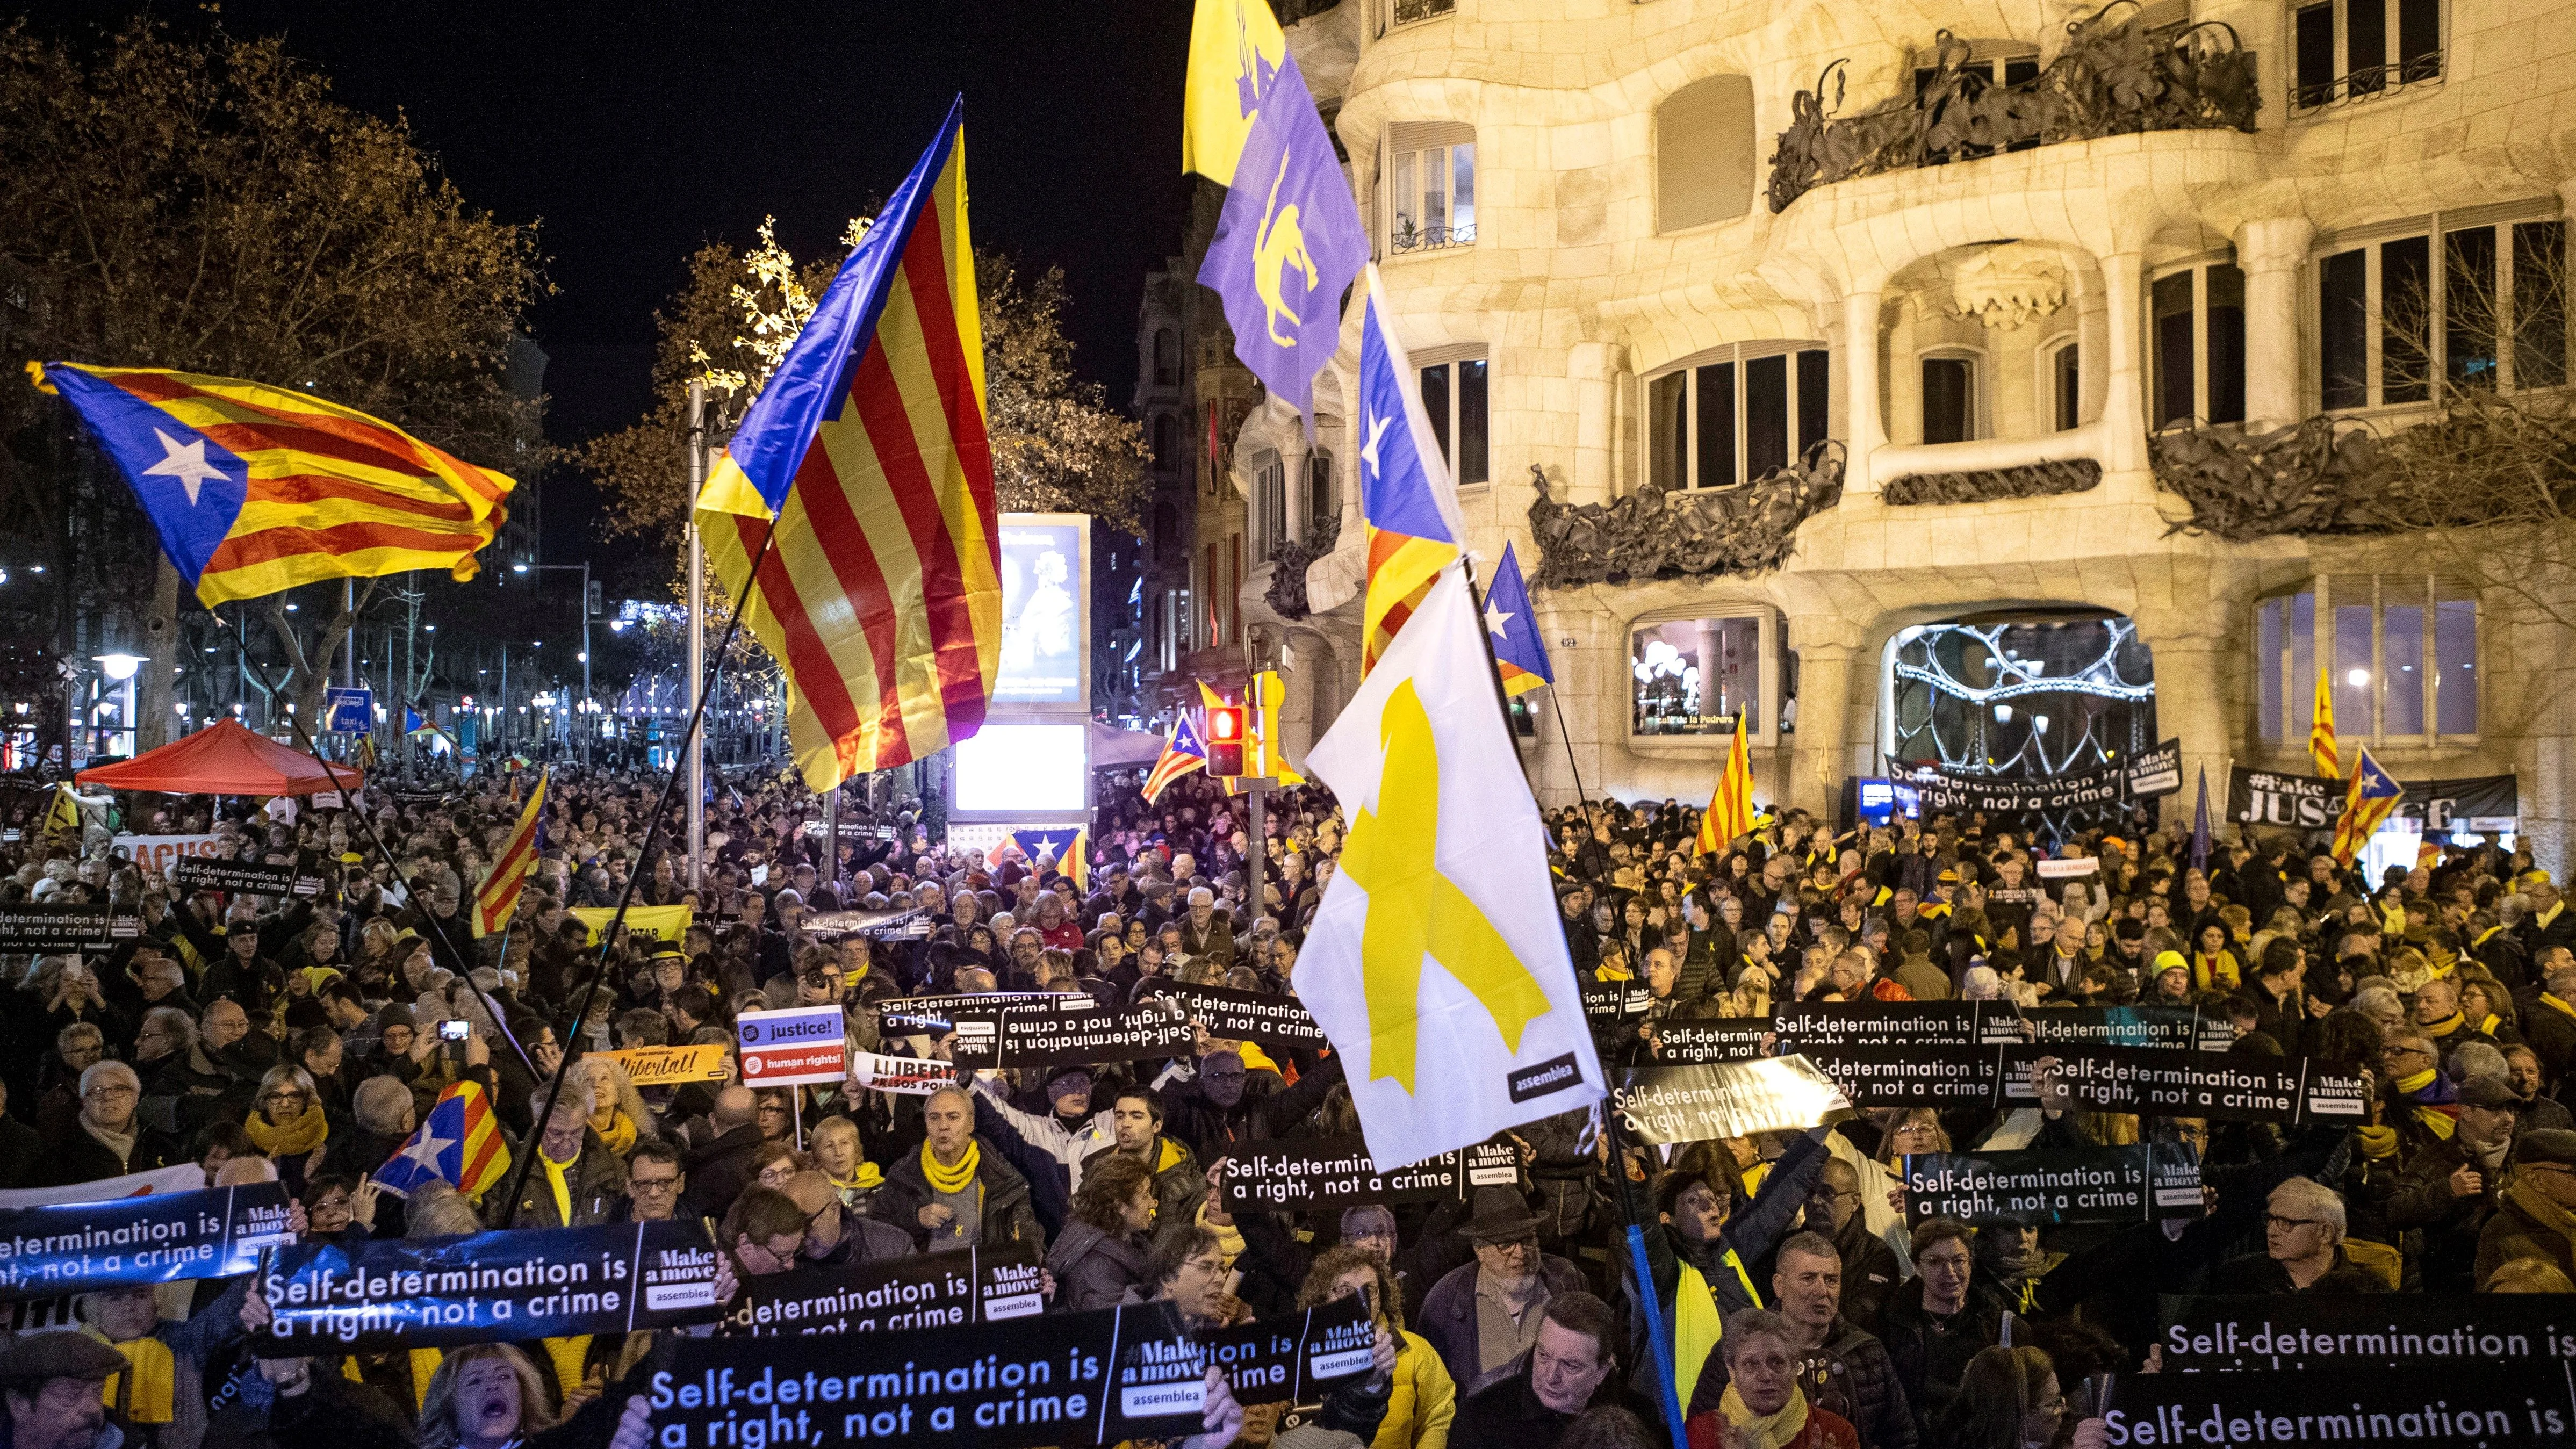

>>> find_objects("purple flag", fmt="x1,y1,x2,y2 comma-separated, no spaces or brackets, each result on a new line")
1197,49,1368,417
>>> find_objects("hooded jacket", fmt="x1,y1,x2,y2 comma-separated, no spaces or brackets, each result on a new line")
1044,1219,1149,1313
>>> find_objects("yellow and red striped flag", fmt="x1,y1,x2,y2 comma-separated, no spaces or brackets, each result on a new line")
2309,667,2340,781
472,770,546,937
1696,710,1755,856
28,363,514,605
694,99,999,792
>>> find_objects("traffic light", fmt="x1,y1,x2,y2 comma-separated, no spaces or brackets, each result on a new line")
1205,703,1246,776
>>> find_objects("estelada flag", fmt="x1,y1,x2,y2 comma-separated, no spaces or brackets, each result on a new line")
472,770,546,936
1484,542,1553,698
1145,715,1209,804
1354,266,1465,675
694,97,999,792
28,363,513,605
2329,746,2404,866
371,1079,510,1200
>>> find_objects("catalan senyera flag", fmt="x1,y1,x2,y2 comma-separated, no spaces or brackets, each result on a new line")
1145,715,1210,804
2329,746,2404,867
371,1079,510,1201
1696,711,1756,856
1356,266,1466,675
2309,667,2341,781
694,98,1000,793
472,770,545,937
28,363,513,606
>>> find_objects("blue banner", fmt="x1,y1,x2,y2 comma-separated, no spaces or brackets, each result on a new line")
0,1183,291,1299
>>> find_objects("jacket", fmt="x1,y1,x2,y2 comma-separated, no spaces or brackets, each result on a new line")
2383,1130,2509,1292
869,1134,1044,1251
1877,1278,2009,1440
1161,1052,1346,1160
2206,1248,2392,1295
1415,1254,1588,1396
1688,1316,1917,1449
488,1127,629,1229
1044,1219,1148,1313
31,1115,178,1188
1449,1357,1661,1449
676,1123,765,1223
99,1275,251,1449
1373,1330,1456,1449
2476,1177,2576,1287
1078,1134,1207,1231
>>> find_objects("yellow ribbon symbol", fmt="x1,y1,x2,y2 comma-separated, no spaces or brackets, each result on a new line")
1337,677,1553,1094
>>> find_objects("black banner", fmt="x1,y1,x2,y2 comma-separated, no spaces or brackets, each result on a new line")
1580,983,1656,1022
1613,1057,1854,1145
2227,766,2520,830
171,856,321,899
2126,739,2183,798
1650,1021,1771,1065
1220,1134,1520,1214
1149,983,1327,1049
254,1221,726,1354
959,1000,1198,1070
1981,1004,2233,1053
804,906,936,940
1775,1002,1985,1050
1198,1297,1376,1405
0,1184,291,1299
876,992,1097,1041
2099,1363,2575,1449
1900,1145,2203,1227
1999,1043,2369,1125
0,902,137,951
2156,1294,2576,1372
1794,1046,2002,1108
724,1244,1044,1336
644,1301,1207,1449
1900,765,2124,816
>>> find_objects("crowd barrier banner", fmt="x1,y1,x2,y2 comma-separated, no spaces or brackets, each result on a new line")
2098,1362,2573,1447
1901,1144,2203,1227
0,1182,291,1298
2155,1294,2576,1371
725,1243,1043,1335
1196,1296,1376,1405
1613,1057,1854,1145
599,1044,733,1086
644,1300,1207,1449
1150,982,1327,1049
1220,1134,1520,1213
254,1220,726,1353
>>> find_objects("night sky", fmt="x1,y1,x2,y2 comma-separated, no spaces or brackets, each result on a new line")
22,0,1192,567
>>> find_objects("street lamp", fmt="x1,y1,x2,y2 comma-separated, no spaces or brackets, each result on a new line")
93,653,146,760
512,560,593,767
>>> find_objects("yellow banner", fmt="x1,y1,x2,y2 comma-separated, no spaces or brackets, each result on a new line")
596,1044,731,1087
569,905,694,948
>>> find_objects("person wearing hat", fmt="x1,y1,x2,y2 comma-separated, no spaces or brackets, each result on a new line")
2387,1073,2522,1292
966,1061,1117,1194
1417,1187,1590,1396
2476,1128,2576,1287
0,1331,132,1449
2147,951,2197,1006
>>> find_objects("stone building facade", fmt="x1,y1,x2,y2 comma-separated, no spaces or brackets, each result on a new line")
1161,0,2576,867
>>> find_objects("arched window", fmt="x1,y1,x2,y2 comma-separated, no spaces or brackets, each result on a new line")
1656,75,1754,233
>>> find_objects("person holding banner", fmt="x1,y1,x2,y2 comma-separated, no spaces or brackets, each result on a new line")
1297,1246,1455,1449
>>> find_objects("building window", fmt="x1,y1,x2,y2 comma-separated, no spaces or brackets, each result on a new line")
1253,452,1288,563
1152,501,1179,561
1387,0,1455,27
2150,262,2247,427
1153,328,1179,387
1387,124,1476,254
2254,575,2477,747
1646,343,1831,489
1419,356,1489,486
1150,413,1179,478
2049,340,2082,431
1305,450,1338,539
1632,615,1764,739
2319,213,2567,409
1921,354,1978,444
1656,75,1755,233
2292,0,2441,109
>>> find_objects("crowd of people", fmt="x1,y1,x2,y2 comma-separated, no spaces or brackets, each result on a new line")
3,756,2572,1449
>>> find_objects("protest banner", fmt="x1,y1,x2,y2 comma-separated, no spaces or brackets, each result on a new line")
570,904,693,947
1221,1135,1521,1214
846,1052,954,1095
0,1182,291,1298
876,992,1096,1043
0,1164,205,1209
724,1244,1044,1335
1197,1297,1376,1405
1978,1004,2233,1052
1794,1046,2003,1108
803,906,936,940
643,1300,1207,1449
2098,1362,2574,1448
2125,739,2183,798
0,902,135,951
1999,1044,2369,1125
1774,1001,1985,1049
1902,765,2124,816
739,1007,850,1087
959,1000,1198,1070
171,856,321,899
1580,982,1656,1023
599,1044,733,1087
1649,1021,1772,1065
1900,1144,2203,1227
1149,982,1327,1049
2156,1295,2576,1372
1613,1057,1854,1145
254,1220,726,1354
112,833,225,875
2228,766,2519,831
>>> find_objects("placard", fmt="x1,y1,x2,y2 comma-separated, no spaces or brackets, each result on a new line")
1149,982,1327,1049
739,1006,850,1087
2155,1294,2576,1372
1793,1046,2003,1108
1901,1144,2204,1227
1998,1044,2369,1125
112,833,225,874
643,1301,1204,1449
1197,1297,1376,1405
0,902,136,951
724,1244,1043,1335
958,1000,1197,1070
1612,1057,1854,1146
1580,983,1657,1022
171,856,321,899
570,904,694,947
2126,739,2183,798
599,1044,733,1086
254,1220,725,1354
1978,1005,2232,1053
1220,1135,1521,1214
0,1183,291,1299
877,992,1096,1040
846,1052,954,1095
1775,1001,1985,1049
2097,1363,2574,1449
1649,1021,1771,1065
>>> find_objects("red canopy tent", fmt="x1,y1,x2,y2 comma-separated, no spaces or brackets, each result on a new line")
76,718,364,796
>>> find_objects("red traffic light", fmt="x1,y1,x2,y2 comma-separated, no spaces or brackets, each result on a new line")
1206,705,1246,776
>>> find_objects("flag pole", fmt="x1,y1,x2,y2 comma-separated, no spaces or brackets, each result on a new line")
1603,977,1692,1449
1547,689,1592,810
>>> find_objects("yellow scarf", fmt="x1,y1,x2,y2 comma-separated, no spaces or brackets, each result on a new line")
2539,994,2576,1026
2476,1013,2505,1039
1196,1201,1246,1263
921,1138,980,1195
2395,1068,2459,1140
86,1331,174,1424
1718,1382,1811,1449
2192,952,2238,993
244,1104,328,1157
2422,1012,2467,1040
589,1107,638,1157
1153,1137,1185,1174
2356,1124,2401,1159
830,1163,885,1197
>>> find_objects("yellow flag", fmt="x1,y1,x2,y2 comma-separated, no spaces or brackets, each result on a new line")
1182,0,1287,186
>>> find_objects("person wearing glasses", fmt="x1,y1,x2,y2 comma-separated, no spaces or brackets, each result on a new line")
487,1080,628,1230
2208,1177,2388,1293
34,1062,174,1186
1419,1188,1590,1397
243,1066,332,1200
620,1140,687,1223
2476,1127,2576,1287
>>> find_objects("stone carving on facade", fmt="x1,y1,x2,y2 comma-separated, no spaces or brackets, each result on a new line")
1262,513,1342,619
1882,459,2103,506
1527,442,1846,589
2147,416,2393,539
1941,243,2070,329
1767,4,2260,213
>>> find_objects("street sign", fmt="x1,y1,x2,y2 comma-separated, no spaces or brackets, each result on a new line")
736,1006,847,1086
322,688,373,735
